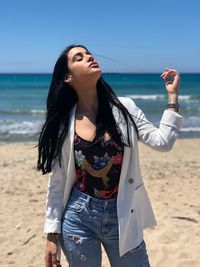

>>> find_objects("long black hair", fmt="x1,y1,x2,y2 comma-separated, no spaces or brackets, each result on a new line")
37,44,138,174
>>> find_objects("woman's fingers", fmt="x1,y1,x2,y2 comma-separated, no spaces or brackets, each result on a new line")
161,68,179,83
161,73,169,82
51,253,58,267
56,259,62,267
160,70,171,78
160,72,166,78
45,253,61,267
162,73,168,79
165,67,177,72
45,253,53,267
165,68,179,76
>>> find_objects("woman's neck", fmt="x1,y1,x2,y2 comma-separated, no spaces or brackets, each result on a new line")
76,92,98,114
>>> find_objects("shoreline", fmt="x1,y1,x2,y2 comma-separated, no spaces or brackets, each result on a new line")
0,136,200,144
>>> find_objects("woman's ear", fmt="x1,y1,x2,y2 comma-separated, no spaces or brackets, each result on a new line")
64,75,72,83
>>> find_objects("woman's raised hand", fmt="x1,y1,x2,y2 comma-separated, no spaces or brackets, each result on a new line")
161,67,180,97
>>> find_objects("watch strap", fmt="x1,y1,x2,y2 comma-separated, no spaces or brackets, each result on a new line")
166,103,180,112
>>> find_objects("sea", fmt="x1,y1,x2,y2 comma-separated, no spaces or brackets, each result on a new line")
0,73,199,142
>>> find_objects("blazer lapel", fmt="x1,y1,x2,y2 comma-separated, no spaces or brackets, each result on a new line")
112,104,131,187
112,104,128,143
62,104,77,207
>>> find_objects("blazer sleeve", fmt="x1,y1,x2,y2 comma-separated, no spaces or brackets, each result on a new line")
44,155,66,234
127,97,183,151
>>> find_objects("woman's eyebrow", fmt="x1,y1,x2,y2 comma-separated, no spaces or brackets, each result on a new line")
72,51,92,61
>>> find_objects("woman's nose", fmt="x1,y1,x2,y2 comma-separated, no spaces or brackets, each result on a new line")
87,54,94,62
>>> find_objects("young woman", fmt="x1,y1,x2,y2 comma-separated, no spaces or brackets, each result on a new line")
37,44,183,267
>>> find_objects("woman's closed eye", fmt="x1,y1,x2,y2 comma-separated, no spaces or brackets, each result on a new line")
73,51,92,62
76,56,83,61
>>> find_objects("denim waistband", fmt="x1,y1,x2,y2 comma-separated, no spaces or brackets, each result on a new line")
70,185,117,208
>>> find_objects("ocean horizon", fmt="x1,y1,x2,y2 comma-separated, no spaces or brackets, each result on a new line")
0,73,200,142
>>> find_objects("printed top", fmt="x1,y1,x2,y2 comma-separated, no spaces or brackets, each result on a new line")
74,131,124,199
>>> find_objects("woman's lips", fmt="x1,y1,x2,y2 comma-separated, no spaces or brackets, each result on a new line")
89,62,99,68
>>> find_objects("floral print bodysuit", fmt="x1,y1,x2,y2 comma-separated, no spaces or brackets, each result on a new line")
74,131,124,199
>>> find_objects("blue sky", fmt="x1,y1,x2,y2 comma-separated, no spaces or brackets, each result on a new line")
0,0,199,73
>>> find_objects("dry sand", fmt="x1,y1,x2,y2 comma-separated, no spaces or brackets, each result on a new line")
0,139,200,267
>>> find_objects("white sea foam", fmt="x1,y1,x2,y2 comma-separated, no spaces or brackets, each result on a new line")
0,109,46,115
0,120,43,135
126,94,195,101
178,95,192,100
126,94,165,100
1,115,200,141
180,127,200,132
30,109,46,114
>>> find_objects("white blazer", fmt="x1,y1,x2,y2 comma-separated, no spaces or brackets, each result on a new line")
44,97,183,258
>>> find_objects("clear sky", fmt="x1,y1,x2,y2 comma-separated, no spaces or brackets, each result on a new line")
0,0,199,73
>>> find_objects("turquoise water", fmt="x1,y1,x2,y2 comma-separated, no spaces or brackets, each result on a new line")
0,73,199,142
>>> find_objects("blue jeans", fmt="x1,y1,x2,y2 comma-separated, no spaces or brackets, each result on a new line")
59,186,151,267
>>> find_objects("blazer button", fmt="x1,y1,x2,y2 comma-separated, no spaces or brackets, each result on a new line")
128,178,134,184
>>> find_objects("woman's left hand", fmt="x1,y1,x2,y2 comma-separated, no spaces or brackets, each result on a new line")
161,67,180,95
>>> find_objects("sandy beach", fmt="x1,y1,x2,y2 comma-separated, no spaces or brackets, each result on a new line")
0,138,200,267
